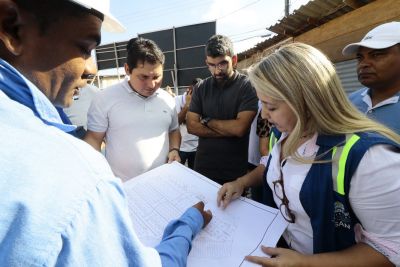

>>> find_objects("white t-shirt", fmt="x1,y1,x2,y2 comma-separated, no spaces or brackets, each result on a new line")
87,79,179,181
175,93,198,152
248,101,262,165
267,132,400,261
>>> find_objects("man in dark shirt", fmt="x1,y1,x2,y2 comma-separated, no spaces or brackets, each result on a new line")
186,34,258,185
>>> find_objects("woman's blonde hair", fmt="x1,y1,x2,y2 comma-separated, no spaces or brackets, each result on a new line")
248,42,400,158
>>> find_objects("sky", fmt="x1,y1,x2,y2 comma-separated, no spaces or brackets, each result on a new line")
101,0,311,54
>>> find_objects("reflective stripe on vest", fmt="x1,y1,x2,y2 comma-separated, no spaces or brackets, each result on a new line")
269,132,361,196
331,134,361,195
269,132,278,152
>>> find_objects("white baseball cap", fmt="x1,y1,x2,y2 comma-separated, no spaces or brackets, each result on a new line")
342,21,400,55
70,0,125,32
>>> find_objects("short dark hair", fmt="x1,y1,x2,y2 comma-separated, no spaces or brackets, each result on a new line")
205,34,234,58
13,0,103,34
126,37,165,71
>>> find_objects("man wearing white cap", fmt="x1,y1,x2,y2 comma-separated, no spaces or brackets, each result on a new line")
0,0,211,266
343,21,400,134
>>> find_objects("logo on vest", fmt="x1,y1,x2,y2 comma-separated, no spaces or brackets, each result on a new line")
334,201,351,229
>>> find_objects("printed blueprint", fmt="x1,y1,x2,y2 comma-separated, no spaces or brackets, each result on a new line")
124,162,288,267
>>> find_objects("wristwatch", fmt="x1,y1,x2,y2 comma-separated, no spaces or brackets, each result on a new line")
169,147,179,153
200,117,211,127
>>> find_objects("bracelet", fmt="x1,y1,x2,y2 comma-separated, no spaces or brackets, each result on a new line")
169,148,180,153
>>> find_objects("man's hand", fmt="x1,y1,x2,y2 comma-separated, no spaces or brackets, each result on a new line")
217,178,245,209
184,88,192,108
193,201,212,228
245,246,306,267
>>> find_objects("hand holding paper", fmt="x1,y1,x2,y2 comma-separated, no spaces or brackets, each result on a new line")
217,179,246,209
124,162,288,267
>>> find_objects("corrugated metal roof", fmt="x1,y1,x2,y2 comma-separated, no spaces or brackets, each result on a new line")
238,0,375,61
335,59,363,93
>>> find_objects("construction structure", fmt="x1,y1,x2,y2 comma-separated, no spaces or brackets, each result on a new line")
95,21,216,94
237,0,400,93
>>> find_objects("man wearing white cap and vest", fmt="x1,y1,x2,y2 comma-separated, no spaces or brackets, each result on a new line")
0,0,211,266
343,21,400,134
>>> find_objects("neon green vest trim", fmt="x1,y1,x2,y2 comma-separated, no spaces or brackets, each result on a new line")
335,134,360,195
269,132,278,152
269,132,360,196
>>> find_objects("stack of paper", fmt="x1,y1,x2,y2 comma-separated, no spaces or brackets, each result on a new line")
124,162,288,267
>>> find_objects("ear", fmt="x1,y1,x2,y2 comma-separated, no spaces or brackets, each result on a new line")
231,55,238,67
124,63,131,75
0,0,24,56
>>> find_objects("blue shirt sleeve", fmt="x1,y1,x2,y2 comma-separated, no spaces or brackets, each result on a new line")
156,207,204,267
54,179,164,267
69,179,203,267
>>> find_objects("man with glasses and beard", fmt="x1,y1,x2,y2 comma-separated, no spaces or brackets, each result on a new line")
186,34,258,185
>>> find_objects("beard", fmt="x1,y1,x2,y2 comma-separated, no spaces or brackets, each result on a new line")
212,72,229,86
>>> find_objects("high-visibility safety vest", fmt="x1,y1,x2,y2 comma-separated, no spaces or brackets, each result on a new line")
264,129,400,253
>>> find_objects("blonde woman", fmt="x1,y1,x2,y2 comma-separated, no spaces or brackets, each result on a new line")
217,43,400,266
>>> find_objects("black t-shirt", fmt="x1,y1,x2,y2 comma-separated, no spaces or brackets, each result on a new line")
189,71,258,183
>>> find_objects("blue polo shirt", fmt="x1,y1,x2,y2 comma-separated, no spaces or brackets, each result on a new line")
349,87,400,134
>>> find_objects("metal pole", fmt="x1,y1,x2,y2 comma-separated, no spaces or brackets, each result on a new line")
285,0,290,16
97,74,101,88
172,27,178,95
113,42,121,82
170,70,175,92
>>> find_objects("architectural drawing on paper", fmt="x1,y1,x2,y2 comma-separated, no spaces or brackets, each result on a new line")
126,172,237,257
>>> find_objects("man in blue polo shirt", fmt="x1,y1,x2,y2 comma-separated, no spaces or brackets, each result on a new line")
342,21,400,134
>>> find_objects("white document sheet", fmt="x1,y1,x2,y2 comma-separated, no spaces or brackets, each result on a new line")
123,162,288,267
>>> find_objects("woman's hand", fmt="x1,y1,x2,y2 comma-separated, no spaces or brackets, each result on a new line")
245,246,306,267
217,178,245,209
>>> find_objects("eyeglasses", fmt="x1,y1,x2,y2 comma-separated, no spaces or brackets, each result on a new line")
272,159,296,223
206,60,229,70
